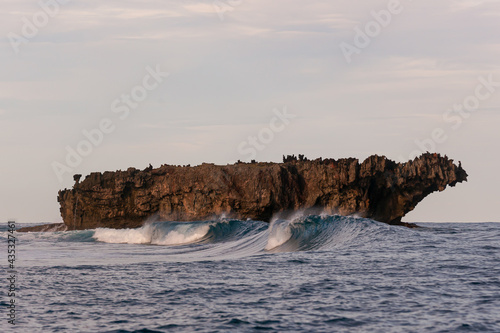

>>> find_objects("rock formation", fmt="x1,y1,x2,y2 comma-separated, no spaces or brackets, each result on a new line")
57,153,467,230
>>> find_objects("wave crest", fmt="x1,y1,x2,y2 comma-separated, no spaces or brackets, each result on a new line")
265,214,383,251
24,214,399,258
93,221,212,245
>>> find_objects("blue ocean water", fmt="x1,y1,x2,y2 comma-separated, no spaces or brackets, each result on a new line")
2,215,500,332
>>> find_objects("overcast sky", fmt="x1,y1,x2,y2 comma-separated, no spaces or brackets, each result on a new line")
1,0,499,223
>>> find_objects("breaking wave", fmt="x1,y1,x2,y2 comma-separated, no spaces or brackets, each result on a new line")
92,214,381,250
94,222,211,245
11,215,411,262
265,214,391,251
92,218,269,245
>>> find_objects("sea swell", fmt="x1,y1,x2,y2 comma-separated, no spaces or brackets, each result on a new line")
265,214,386,251
5,214,414,265
93,218,269,246
7,220,500,332
39,214,398,252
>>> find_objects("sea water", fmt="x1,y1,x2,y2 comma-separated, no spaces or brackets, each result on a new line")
1,215,499,332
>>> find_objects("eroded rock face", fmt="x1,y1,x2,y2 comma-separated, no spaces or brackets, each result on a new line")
57,153,467,230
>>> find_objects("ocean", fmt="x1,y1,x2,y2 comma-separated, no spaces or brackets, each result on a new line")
2,215,500,332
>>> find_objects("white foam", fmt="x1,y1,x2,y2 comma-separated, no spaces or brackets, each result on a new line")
153,225,210,245
265,220,292,250
93,223,211,246
93,226,152,244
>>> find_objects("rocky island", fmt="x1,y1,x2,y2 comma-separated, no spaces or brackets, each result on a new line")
47,153,467,230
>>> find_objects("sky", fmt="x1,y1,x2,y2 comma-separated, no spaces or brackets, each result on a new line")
1,0,499,223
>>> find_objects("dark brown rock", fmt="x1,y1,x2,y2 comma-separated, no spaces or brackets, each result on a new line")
57,153,467,230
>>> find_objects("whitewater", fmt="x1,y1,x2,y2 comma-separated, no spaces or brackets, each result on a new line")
2,215,500,332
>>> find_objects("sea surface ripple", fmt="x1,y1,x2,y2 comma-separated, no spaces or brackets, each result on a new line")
2,215,499,332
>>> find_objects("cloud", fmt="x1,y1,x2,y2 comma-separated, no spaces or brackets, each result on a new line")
183,3,218,14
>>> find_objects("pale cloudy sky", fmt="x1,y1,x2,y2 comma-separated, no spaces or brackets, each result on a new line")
1,0,499,223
